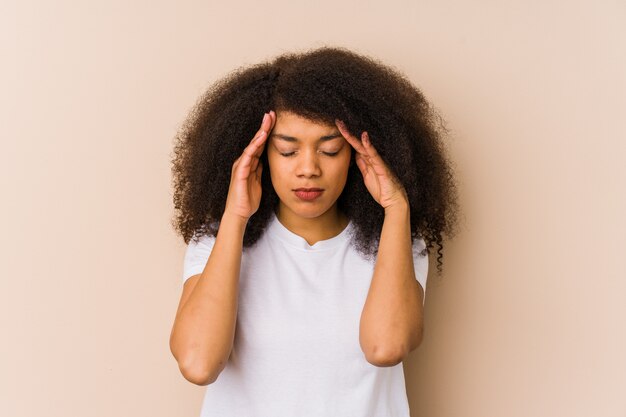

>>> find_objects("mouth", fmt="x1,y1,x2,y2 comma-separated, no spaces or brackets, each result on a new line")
293,188,324,201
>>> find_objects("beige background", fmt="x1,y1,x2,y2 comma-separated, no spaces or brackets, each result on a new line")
1,1,624,416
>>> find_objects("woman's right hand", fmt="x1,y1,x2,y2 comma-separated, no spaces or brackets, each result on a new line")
224,110,276,222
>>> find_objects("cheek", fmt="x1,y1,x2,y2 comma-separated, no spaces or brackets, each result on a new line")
328,157,352,187
267,152,283,171
339,151,353,172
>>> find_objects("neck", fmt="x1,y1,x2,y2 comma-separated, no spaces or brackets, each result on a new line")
275,204,350,246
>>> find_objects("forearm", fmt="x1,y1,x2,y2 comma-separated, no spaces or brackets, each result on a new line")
170,212,247,384
359,202,423,366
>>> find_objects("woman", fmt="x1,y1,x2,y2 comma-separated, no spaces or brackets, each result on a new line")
169,46,459,416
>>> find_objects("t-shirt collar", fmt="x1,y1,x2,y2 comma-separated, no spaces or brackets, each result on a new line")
268,211,352,251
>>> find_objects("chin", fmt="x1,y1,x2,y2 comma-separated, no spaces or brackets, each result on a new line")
289,206,328,219
281,199,335,219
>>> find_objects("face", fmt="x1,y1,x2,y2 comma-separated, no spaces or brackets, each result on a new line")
266,111,353,220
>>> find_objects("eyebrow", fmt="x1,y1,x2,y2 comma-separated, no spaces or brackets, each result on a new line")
269,132,343,143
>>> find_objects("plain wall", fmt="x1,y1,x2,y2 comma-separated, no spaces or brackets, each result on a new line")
1,1,624,416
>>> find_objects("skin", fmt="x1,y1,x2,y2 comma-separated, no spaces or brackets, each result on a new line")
262,110,422,364
171,47,458,279
265,111,353,245
334,118,423,365
171,109,424,386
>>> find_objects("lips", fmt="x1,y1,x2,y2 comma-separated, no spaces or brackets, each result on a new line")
294,189,324,201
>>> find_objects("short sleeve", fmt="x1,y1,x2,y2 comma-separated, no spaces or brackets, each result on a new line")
412,237,429,305
182,233,217,285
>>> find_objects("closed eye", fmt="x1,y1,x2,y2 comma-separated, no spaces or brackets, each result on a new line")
280,151,339,157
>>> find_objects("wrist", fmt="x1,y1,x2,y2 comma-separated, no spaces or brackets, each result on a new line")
221,211,249,228
384,200,409,216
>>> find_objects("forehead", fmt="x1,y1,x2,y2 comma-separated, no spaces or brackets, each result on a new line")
270,111,342,144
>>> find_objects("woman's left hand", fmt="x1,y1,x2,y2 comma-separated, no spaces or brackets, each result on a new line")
336,119,408,211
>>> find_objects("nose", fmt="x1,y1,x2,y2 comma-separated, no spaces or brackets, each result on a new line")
295,149,322,178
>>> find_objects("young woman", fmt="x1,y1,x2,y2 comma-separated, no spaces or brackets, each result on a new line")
169,46,459,416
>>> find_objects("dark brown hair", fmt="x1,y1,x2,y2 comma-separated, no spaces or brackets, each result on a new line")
171,46,460,275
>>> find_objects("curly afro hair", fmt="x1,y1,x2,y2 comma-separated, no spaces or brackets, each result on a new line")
170,45,460,275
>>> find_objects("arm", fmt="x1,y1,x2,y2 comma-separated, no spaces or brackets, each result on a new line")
359,202,424,367
169,212,247,385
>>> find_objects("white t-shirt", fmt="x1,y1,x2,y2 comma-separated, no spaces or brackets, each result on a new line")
182,211,428,417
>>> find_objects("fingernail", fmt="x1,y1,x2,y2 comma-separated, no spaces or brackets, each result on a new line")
262,113,268,123
363,133,369,144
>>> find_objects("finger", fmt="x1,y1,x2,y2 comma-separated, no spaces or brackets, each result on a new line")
355,153,369,178
255,159,263,180
336,121,374,171
245,113,270,158
252,113,271,142
244,127,269,163
261,111,273,133
250,145,263,171
259,110,276,138
335,119,367,155
237,110,274,175
251,110,275,153
233,134,264,181
337,122,365,153
264,110,277,144
240,131,267,171
232,153,246,177
232,153,243,172
268,110,277,130
360,132,397,181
